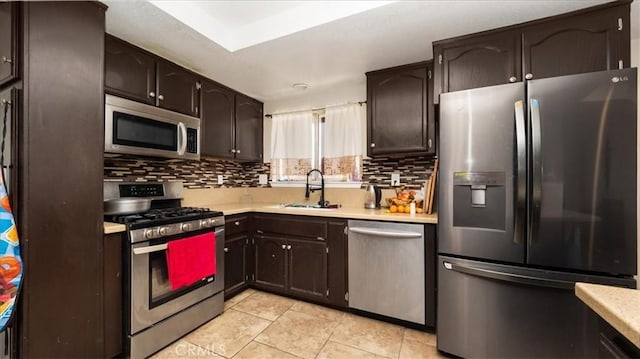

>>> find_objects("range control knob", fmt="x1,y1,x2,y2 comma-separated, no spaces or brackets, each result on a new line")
144,229,155,239
181,223,192,232
158,227,168,236
200,218,214,228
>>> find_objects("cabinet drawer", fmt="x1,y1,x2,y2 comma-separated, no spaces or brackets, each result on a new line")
225,215,250,237
255,215,328,240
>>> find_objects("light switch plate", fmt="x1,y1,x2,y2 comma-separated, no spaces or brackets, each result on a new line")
217,175,224,184
391,173,400,186
259,174,268,185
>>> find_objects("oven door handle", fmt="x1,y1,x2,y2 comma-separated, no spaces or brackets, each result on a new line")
133,243,168,255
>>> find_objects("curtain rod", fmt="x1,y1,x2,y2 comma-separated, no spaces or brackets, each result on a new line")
264,101,366,118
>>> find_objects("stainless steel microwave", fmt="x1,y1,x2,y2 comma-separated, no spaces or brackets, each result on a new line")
105,94,200,160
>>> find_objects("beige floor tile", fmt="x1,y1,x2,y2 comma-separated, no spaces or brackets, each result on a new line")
224,288,257,310
289,301,346,322
183,309,271,358
399,339,443,359
317,341,388,359
404,328,437,346
254,310,338,358
329,314,404,358
151,340,222,358
232,341,300,359
232,291,296,321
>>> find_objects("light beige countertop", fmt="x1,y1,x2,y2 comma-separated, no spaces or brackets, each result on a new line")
104,222,127,235
203,202,438,224
575,282,640,348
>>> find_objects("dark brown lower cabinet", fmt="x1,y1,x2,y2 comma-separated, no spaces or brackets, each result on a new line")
104,233,123,359
224,236,248,298
252,214,347,308
254,235,287,291
287,238,327,301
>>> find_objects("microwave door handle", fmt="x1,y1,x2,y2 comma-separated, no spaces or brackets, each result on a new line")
177,122,187,155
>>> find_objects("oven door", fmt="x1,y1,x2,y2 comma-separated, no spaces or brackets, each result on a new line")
129,227,224,334
105,94,200,160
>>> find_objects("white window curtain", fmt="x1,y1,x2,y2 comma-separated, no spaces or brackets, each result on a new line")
322,103,365,182
270,111,315,181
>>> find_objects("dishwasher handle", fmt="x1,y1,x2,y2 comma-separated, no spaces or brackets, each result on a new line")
348,227,422,238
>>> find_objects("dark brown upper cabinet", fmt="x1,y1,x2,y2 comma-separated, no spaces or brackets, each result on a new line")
201,80,235,159
0,2,19,87
105,35,156,106
235,94,263,161
105,35,200,117
521,4,629,81
156,60,200,117
367,61,435,157
433,31,521,100
201,82,263,161
432,0,631,103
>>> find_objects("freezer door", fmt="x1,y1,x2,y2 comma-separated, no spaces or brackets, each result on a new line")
527,68,637,275
439,83,526,264
437,255,635,358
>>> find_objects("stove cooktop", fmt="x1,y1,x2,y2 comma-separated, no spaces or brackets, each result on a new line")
106,207,223,229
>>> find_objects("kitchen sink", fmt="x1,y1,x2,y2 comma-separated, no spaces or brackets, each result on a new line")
265,203,340,210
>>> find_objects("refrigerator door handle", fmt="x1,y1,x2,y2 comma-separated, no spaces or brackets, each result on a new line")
514,101,526,245
442,260,575,290
530,98,542,243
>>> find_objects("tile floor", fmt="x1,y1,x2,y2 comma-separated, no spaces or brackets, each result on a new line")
151,289,443,359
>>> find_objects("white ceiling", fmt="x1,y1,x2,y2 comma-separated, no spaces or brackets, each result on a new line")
104,0,637,103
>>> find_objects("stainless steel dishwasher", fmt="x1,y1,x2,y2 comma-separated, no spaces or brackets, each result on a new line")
348,220,425,325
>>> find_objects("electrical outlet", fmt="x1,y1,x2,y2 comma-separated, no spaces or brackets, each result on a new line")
217,175,224,184
258,174,268,185
391,173,400,186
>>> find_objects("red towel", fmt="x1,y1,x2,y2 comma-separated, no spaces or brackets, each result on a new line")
166,232,216,290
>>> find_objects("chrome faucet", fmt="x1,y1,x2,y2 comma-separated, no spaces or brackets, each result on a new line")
305,169,328,208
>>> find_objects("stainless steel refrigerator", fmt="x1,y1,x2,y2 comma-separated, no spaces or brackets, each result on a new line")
437,68,637,358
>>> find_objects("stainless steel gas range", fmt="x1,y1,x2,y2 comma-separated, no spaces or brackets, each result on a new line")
105,182,224,358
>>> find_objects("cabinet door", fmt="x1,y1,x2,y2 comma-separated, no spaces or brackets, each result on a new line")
0,2,18,87
234,94,263,161
224,236,247,298
287,238,327,301
522,4,629,81
157,61,200,117
104,35,156,105
103,233,123,359
201,80,235,158
367,64,431,156
433,30,521,103
254,235,287,292
0,87,18,210
327,221,348,308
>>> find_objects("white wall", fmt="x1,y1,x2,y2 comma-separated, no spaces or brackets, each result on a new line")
262,80,366,163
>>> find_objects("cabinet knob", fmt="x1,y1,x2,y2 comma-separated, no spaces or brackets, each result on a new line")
317,236,325,241
509,76,517,83
236,149,241,154
158,94,165,100
287,245,292,250
1,56,12,64
234,221,240,226
525,73,533,80
281,244,286,250
223,247,229,253
149,92,156,98
230,149,236,153
428,138,433,149
370,143,376,148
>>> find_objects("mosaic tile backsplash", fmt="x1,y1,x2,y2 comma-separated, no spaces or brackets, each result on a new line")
104,155,435,189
